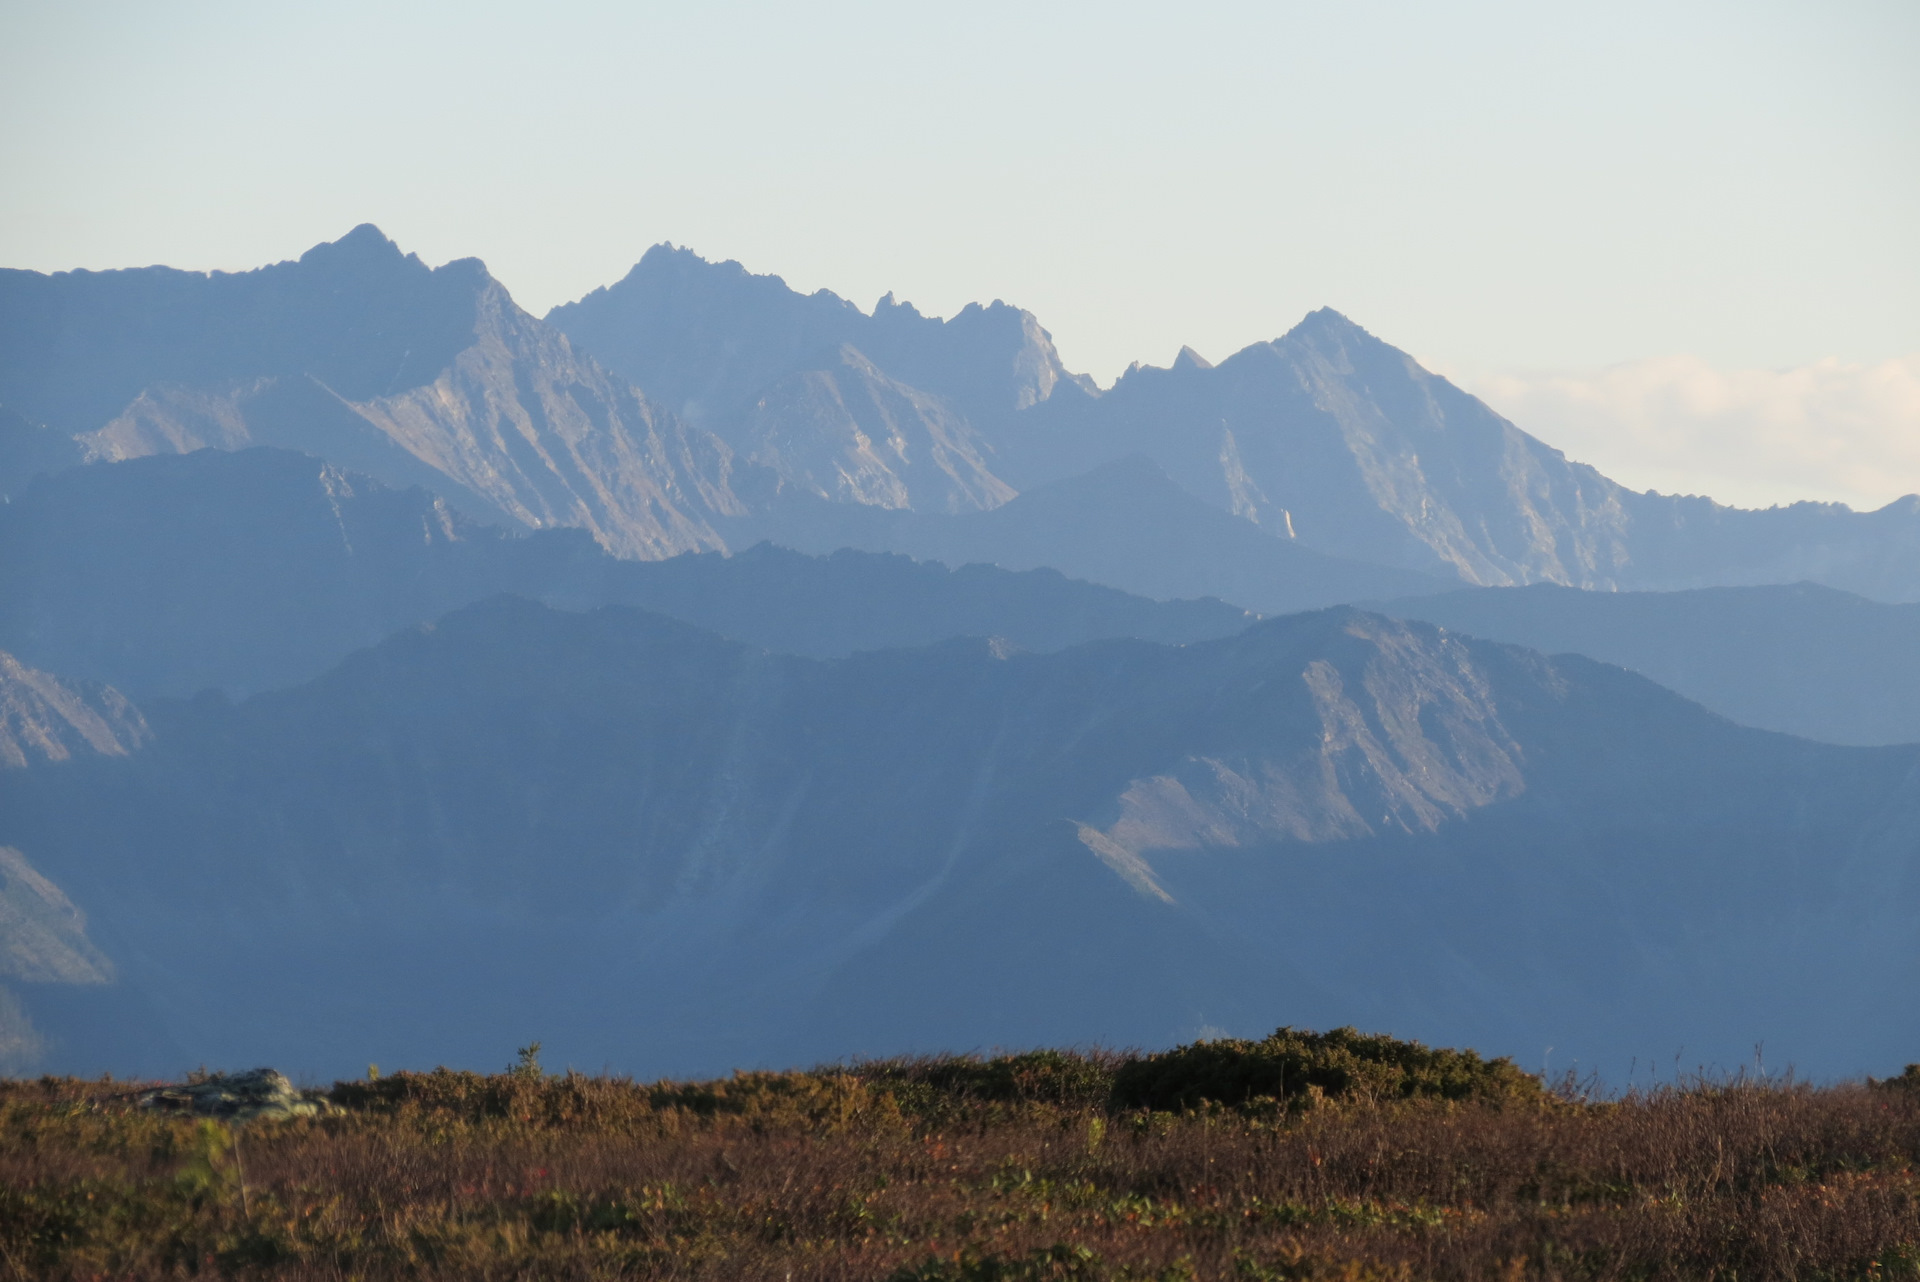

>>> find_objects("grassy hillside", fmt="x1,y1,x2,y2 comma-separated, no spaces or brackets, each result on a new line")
3,1031,1918,1280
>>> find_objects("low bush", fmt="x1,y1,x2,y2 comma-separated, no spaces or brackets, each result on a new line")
1109,1025,1541,1112
8,1034,1917,1280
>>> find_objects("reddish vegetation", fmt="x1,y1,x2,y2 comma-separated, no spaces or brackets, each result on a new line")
3,1049,1920,1280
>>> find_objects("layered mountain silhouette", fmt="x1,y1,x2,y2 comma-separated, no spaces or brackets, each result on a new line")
1002,313,1920,595
3,600,1916,1080
548,245,1920,599
726,455,1452,615
548,242,1089,434
1379,581,1920,747
0,403,82,502
13,227,1920,603
0,447,1253,699
10,227,1920,1086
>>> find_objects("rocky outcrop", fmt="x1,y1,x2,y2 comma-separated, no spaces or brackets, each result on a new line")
0,650,148,768
1082,614,1528,868
139,1069,333,1122
739,346,1013,514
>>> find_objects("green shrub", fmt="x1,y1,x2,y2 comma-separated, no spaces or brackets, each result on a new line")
1874,1064,1920,1092
866,1050,1121,1112
1109,1026,1540,1112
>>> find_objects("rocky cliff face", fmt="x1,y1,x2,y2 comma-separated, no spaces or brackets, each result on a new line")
548,244,1085,432
0,651,148,769
736,346,1014,514
1005,310,1920,597
546,244,1094,517
6,599,1917,1080
3,226,743,559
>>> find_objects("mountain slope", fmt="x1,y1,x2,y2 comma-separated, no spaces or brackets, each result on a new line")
731,455,1452,615
0,403,83,501
548,245,1074,517
0,226,742,558
1003,310,1920,596
0,651,148,769
0,657,152,1072
1377,580,1920,746
5,600,1917,1080
734,345,1013,513
0,448,1254,699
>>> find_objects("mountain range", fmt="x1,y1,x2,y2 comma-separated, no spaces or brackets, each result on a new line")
0,447,1253,700
10,226,1920,602
1379,581,1920,747
4,226,1920,1083
6,598,1918,1081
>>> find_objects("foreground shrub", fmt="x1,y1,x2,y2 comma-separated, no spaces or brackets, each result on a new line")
9,1037,1920,1280
1109,1025,1541,1111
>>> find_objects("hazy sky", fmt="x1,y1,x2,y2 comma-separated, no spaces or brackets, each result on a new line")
4,0,1916,506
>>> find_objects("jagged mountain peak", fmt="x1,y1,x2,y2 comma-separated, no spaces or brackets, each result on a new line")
297,222,416,270
1280,305,1371,342
547,244,1085,433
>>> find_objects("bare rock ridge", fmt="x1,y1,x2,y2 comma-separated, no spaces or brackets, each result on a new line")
2,226,743,559
547,242,1920,599
11,227,1920,604
1005,308,1920,597
0,651,148,769
547,244,1074,517
737,345,1013,514
548,243,1087,431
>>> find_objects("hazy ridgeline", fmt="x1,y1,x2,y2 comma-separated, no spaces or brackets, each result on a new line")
4,226,1920,1089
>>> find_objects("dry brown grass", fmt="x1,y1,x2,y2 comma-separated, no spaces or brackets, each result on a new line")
3,1055,1919,1280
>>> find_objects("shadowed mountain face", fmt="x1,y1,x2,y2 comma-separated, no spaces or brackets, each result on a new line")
0,226,481,435
0,404,83,502
0,658,149,1073
725,455,1452,616
1377,581,1920,747
0,226,744,558
0,448,1254,700
4,600,1917,1081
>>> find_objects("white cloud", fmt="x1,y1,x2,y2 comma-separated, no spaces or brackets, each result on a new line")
1452,353,1920,511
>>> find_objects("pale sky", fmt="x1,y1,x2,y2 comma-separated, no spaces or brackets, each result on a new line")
3,0,1917,507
